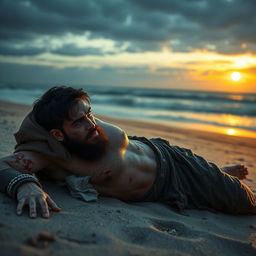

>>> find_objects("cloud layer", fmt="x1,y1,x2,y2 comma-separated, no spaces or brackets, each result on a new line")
1,0,256,57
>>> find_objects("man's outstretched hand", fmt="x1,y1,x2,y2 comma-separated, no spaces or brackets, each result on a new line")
16,182,61,218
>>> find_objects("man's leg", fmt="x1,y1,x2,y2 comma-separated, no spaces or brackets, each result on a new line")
222,165,256,214
221,164,248,180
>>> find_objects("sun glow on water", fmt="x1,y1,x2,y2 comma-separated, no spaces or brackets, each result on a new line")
227,129,236,135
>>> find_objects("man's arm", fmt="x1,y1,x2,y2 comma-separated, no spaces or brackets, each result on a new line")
0,151,61,218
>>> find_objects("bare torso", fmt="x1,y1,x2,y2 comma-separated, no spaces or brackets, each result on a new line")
51,119,157,201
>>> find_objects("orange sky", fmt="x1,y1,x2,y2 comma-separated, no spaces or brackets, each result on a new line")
0,0,256,93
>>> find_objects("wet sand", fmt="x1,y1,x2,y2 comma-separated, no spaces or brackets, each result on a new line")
0,100,255,256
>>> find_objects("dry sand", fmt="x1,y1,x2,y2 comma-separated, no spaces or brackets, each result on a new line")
0,100,255,256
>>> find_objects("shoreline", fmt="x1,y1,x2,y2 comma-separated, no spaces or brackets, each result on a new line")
1,99,256,140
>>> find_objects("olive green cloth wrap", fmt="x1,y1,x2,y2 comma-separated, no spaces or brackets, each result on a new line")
129,136,256,215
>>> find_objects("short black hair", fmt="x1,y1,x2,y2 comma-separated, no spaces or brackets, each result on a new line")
33,86,90,131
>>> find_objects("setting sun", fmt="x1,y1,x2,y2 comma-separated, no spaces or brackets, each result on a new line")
231,72,241,82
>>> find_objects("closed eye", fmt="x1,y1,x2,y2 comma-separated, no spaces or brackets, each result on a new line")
72,116,85,126
72,107,94,126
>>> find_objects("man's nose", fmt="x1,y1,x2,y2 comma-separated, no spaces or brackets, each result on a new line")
86,117,96,130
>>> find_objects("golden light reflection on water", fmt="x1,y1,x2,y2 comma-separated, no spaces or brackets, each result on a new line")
228,95,244,101
226,129,236,135
198,125,256,138
223,116,238,126
215,127,256,138
147,111,256,138
151,119,256,138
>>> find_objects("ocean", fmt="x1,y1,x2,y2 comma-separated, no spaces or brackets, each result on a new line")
0,82,256,138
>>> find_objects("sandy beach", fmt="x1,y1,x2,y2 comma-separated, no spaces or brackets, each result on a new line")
0,100,255,256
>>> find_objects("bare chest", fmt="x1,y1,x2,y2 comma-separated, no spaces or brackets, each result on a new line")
91,140,157,200
56,150,125,178
48,125,157,200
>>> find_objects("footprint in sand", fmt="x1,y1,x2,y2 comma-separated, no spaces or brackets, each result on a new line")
150,219,196,238
116,220,256,255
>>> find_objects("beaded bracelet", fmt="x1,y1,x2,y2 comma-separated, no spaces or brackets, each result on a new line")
6,174,42,199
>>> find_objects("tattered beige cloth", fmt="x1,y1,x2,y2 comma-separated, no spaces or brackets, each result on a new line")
14,112,71,161
14,112,99,202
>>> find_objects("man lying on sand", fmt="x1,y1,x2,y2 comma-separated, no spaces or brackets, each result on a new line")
0,86,255,218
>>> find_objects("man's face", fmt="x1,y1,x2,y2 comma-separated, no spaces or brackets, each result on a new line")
61,100,109,161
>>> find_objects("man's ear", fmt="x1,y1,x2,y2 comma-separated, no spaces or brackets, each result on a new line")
49,129,64,141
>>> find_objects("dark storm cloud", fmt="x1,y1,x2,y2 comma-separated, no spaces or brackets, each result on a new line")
0,0,256,57
51,44,106,56
0,43,44,56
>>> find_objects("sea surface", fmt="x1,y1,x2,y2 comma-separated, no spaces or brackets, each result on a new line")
0,82,256,138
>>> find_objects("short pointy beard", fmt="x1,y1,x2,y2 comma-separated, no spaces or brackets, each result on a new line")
61,125,109,161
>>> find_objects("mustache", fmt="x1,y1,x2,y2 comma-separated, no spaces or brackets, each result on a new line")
85,125,101,140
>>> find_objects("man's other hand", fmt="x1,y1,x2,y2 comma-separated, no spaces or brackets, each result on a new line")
16,182,61,218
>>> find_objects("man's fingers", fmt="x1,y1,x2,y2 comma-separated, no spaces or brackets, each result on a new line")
16,198,26,215
29,197,37,218
46,196,61,212
16,184,60,218
39,197,50,218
